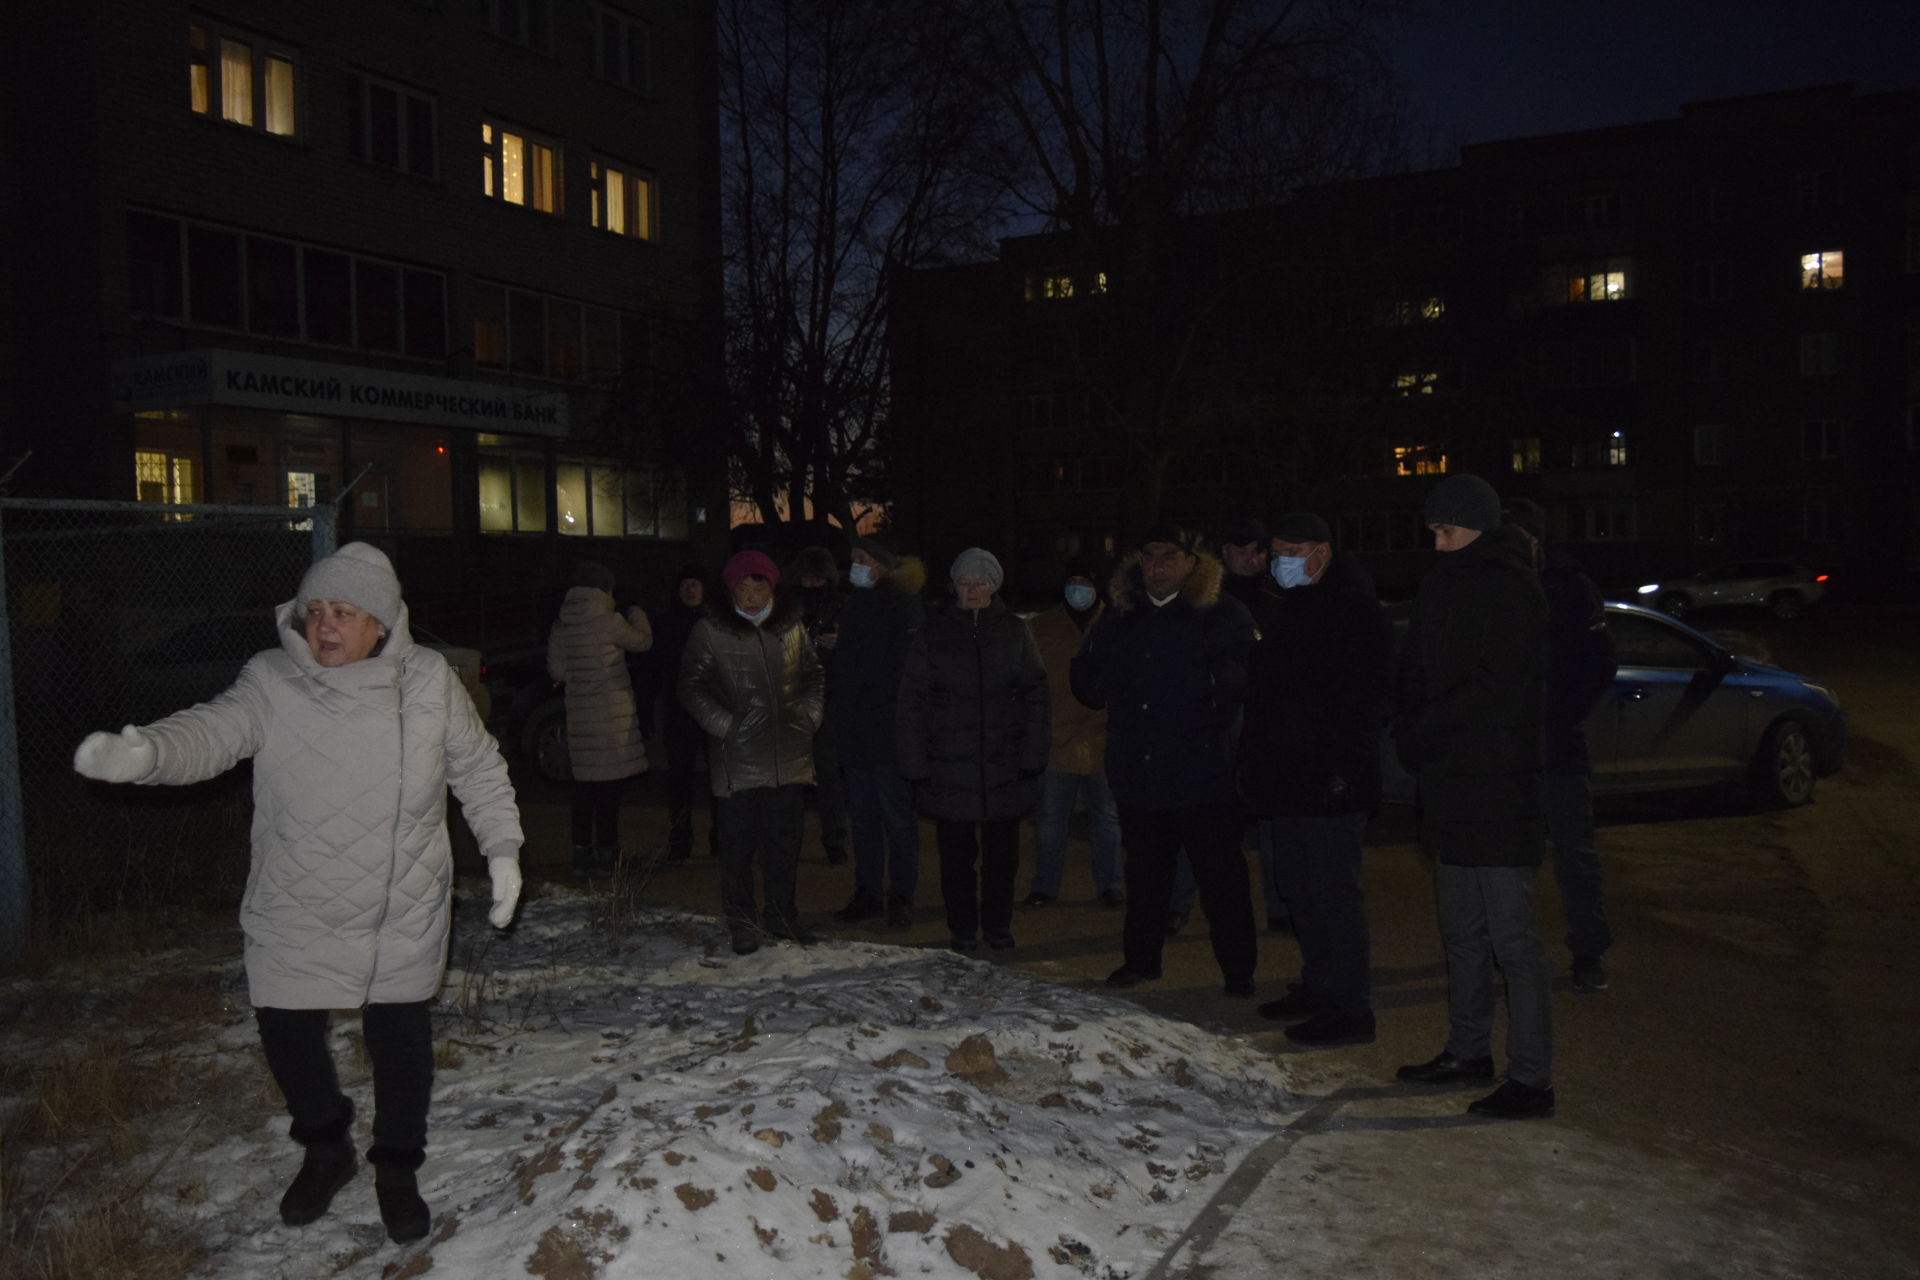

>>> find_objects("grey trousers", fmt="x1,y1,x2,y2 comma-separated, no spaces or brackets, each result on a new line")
1434,862,1554,1089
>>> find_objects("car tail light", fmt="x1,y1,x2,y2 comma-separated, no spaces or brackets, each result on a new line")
1814,574,1829,583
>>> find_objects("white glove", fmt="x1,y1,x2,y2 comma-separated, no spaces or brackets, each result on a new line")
488,859,523,929
73,725,156,783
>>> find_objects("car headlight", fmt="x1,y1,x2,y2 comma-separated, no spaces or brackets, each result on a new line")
1636,583,1659,595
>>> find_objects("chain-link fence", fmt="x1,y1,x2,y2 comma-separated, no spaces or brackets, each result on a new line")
0,498,336,957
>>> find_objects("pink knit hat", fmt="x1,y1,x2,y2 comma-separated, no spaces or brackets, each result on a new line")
722,550,780,591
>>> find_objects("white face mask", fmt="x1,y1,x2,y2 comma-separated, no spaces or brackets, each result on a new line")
1271,555,1312,590
848,563,876,589
1064,583,1096,611
735,603,773,625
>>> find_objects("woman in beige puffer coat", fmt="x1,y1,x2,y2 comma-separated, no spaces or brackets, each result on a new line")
70,541,523,1246
547,561,653,878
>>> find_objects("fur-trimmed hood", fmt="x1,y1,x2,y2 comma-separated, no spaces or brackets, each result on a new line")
704,589,804,636
1107,548,1226,613
872,554,927,599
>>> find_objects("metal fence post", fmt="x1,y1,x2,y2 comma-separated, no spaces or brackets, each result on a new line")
311,502,337,560
0,507,24,962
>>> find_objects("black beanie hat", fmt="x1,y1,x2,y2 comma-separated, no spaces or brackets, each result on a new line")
1422,474,1503,532
575,561,617,592
1138,521,1199,555
676,561,708,585
1063,555,1097,581
1271,512,1333,544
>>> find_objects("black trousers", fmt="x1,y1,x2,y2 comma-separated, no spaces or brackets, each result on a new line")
935,817,1020,942
255,1002,433,1155
1116,801,1257,983
717,783,805,935
666,708,718,855
569,776,625,847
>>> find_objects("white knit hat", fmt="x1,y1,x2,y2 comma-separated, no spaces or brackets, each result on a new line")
296,542,403,627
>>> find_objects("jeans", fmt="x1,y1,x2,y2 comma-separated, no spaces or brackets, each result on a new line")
1028,769,1122,899
1116,801,1257,983
569,777,624,847
717,784,806,936
1268,813,1372,1013
844,764,921,905
256,1001,433,1154
810,727,851,856
1433,862,1554,1089
936,818,1020,941
1545,771,1611,960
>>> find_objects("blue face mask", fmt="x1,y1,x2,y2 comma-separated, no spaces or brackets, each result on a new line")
1064,583,1096,611
848,563,876,589
735,603,773,625
1271,555,1312,590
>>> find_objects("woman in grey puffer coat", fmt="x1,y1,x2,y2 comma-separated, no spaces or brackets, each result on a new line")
71,542,523,1246
547,560,653,878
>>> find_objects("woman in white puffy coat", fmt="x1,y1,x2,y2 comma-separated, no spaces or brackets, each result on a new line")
71,542,523,1247
546,560,652,878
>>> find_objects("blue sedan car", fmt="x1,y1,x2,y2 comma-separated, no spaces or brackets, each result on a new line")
1382,601,1846,808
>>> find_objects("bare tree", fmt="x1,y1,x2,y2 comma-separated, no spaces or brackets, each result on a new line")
960,0,1408,524
720,0,1009,534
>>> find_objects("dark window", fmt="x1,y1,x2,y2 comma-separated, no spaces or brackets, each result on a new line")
1609,613,1712,670
473,283,507,368
584,306,619,379
245,235,300,337
404,97,435,177
355,259,401,352
509,288,545,374
126,211,183,317
303,248,352,345
368,81,401,167
547,298,582,380
402,269,446,359
186,224,242,327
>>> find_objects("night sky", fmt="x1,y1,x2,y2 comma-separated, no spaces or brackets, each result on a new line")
1388,0,1920,161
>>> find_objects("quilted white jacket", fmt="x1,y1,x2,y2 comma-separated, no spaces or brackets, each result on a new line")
134,600,523,1009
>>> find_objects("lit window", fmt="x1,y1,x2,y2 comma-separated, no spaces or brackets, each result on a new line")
1393,370,1440,396
482,122,560,214
488,0,553,53
593,3,650,92
1390,297,1445,325
1571,431,1629,468
134,450,198,505
1800,250,1844,290
349,74,437,178
187,20,298,138
552,458,687,538
478,447,549,533
1568,268,1626,303
1393,444,1447,477
1024,272,1105,302
1511,437,1540,474
590,161,656,240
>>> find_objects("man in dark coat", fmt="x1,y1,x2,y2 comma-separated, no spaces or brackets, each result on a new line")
828,535,928,928
1508,499,1619,993
1239,513,1392,1046
791,545,850,867
898,548,1050,951
1393,473,1555,1120
1071,523,1260,996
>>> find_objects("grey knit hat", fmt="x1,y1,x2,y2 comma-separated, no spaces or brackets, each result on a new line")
851,535,900,569
297,542,402,628
950,547,1004,591
1422,473,1503,532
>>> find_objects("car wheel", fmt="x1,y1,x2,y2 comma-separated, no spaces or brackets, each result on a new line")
1768,591,1805,620
1755,718,1816,807
1657,592,1691,620
523,699,573,784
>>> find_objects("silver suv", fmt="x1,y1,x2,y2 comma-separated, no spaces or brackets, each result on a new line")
1635,560,1827,621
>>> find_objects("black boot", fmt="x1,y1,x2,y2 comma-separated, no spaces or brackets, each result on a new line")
591,845,619,881
571,844,595,878
368,1146,431,1244
279,1100,356,1227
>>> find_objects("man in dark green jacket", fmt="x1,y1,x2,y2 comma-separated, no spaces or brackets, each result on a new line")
1392,473,1556,1120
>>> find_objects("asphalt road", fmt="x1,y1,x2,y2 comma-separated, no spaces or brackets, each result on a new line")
485,600,1920,1275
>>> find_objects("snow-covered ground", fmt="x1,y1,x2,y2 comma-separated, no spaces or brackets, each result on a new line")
3,883,1302,1279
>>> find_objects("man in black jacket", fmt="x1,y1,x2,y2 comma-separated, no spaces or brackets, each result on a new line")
1071,523,1260,995
1393,474,1556,1120
1239,513,1392,1046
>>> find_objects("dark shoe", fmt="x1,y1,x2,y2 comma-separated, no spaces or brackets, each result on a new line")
1022,891,1054,908
985,933,1015,951
1468,1078,1557,1120
1163,909,1190,937
279,1138,356,1226
1255,985,1321,1023
589,845,619,881
1572,956,1609,993
833,892,884,924
369,1152,431,1245
825,846,849,866
1223,977,1256,998
1267,913,1295,936
1285,1010,1377,1046
951,935,980,953
1098,888,1126,908
1395,1051,1496,1085
885,900,913,929
570,844,595,878
731,926,762,956
1104,965,1163,989
769,926,819,946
